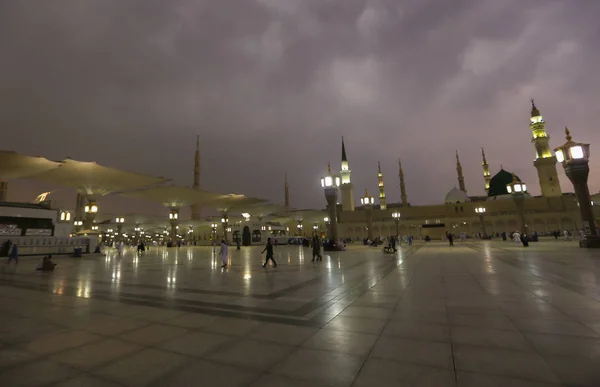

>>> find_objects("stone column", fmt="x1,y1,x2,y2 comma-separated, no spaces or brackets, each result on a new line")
565,161,599,246
513,194,527,235
478,214,487,237
366,205,373,240
325,188,339,241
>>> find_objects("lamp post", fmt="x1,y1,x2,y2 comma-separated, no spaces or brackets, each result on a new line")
221,216,229,243
320,164,340,243
360,189,375,240
297,223,303,236
73,220,83,233
554,127,600,247
506,175,528,235
474,206,487,238
392,211,401,237
211,223,218,243
83,200,98,230
169,209,179,246
115,217,125,243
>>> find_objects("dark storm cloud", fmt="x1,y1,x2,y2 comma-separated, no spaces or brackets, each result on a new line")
1,0,599,213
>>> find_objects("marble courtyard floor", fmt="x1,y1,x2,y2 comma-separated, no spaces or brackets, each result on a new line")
1,241,600,386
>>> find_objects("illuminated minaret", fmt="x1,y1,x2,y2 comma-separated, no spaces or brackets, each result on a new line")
456,151,466,193
190,135,202,220
377,162,387,210
398,159,408,206
284,172,290,212
481,147,491,193
339,137,355,211
530,99,562,197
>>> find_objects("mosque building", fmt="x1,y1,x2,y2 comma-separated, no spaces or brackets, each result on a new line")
324,101,591,240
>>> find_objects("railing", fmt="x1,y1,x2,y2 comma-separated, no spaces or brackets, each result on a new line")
0,236,91,256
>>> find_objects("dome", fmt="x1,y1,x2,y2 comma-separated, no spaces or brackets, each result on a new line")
445,187,470,204
488,169,520,197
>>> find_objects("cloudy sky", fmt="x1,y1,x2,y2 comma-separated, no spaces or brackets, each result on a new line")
1,0,599,215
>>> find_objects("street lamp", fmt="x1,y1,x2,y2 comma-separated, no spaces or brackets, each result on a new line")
320,163,340,244
169,209,179,246
507,175,528,235
221,217,229,242
211,223,218,242
474,206,487,238
554,127,600,247
83,201,98,229
360,189,375,240
297,223,303,236
114,217,125,243
392,212,401,237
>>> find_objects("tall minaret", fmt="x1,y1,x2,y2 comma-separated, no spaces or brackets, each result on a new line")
481,147,491,193
284,172,290,212
190,135,202,220
530,99,562,197
339,137,355,211
398,159,408,206
456,151,466,193
377,162,387,210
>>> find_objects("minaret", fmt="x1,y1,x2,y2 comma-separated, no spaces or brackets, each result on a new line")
398,159,408,206
339,137,355,211
530,99,562,197
377,162,387,210
190,135,203,220
481,147,491,193
284,172,290,212
456,151,466,193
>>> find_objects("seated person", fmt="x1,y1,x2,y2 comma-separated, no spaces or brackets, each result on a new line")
36,255,56,271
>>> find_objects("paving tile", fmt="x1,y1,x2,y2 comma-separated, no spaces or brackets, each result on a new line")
453,344,561,384
524,332,600,358
149,359,259,387
247,322,318,346
339,306,393,319
158,331,234,357
55,373,125,387
76,315,150,336
301,329,378,356
20,330,102,355
370,336,453,369
450,326,533,351
383,321,450,341
118,323,189,345
449,313,518,330
542,354,600,387
50,339,141,370
389,309,449,324
163,312,220,329
353,358,456,387
270,347,364,387
207,338,294,371
324,315,387,334
0,359,79,387
202,317,263,337
93,348,190,387
456,371,565,387
0,346,39,369
511,318,600,337
249,374,328,387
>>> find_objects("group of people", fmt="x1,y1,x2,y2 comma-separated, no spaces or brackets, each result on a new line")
217,237,279,268
2,240,57,271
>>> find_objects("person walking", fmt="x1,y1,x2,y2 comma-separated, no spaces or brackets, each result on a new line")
219,239,228,267
236,239,241,251
7,243,18,265
311,235,322,262
513,231,521,246
262,238,277,268
448,233,454,247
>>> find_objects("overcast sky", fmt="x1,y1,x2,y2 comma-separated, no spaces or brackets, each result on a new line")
1,0,599,215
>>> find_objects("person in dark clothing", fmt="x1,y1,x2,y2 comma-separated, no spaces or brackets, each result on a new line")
390,236,397,252
448,233,454,247
261,238,277,268
36,255,56,271
311,235,322,262
1,239,12,258
236,239,241,251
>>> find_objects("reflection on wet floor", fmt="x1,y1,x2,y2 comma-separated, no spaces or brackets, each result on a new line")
1,240,600,386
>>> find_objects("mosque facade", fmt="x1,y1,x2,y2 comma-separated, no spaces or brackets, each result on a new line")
314,101,593,240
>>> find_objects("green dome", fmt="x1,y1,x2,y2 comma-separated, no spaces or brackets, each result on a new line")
488,169,521,197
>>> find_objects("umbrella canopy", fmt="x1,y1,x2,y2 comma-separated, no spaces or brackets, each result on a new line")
120,185,227,208
0,151,61,180
30,158,168,196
